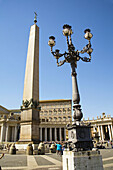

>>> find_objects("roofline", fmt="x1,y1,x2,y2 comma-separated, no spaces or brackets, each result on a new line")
9,109,21,112
0,99,72,112
39,99,72,103
0,105,10,112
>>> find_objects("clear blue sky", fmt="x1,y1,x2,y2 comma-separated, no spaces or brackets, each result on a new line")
0,0,113,120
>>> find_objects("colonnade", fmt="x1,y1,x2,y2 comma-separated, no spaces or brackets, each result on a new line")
0,125,66,142
1,123,113,143
97,124,113,141
0,125,18,142
39,127,66,142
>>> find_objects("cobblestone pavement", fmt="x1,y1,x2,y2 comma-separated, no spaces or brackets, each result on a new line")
100,149,113,170
0,149,113,170
0,152,62,170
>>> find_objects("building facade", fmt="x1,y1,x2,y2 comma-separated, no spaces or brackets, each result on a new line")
0,106,20,143
83,112,113,142
39,99,72,141
0,99,72,143
0,104,113,143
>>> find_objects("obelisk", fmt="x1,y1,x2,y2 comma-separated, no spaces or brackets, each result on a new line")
19,13,40,143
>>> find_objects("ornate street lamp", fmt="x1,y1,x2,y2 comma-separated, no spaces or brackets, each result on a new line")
48,24,93,151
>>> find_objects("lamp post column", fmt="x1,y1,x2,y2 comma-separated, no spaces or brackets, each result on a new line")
71,62,83,123
71,63,80,105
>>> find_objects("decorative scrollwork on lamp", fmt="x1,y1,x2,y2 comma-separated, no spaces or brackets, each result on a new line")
48,24,93,124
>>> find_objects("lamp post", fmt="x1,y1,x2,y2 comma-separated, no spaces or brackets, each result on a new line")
48,24,93,151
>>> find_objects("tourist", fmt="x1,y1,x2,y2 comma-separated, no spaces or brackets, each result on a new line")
55,142,62,156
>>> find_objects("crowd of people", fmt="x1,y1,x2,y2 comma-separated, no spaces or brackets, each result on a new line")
43,141,67,155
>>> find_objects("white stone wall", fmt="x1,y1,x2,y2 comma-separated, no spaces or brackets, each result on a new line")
63,150,103,170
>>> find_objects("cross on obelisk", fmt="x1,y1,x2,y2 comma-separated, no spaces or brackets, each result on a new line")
34,12,37,23
19,13,40,143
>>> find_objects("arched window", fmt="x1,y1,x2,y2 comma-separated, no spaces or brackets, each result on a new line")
68,116,71,121
54,117,57,121
58,117,62,121
49,117,52,121
63,117,66,121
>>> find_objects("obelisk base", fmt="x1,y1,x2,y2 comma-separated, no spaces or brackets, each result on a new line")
19,108,40,143
63,150,103,170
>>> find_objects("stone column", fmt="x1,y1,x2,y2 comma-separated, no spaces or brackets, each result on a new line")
50,128,52,141
40,127,42,141
11,127,13,142
101,125,104,141
45,128,47,141
0,125,3,142
12,126,15,142
14,126,17,142
64,128,66,141
55,128,57,141
5,125,9,142
98,126,101,141
0,125,6,142
93,126,96,132
59,128,62,141
111,124,113,139
108,125,112,141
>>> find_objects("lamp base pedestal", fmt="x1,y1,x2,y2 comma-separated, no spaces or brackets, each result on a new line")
67,123,93,151
63,150,103,170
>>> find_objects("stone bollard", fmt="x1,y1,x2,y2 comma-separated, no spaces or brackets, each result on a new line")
38,142,45,155
26,143,33,155
45,144,49,153
50,144,56,153
9,143,16,154
33,144,39,155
